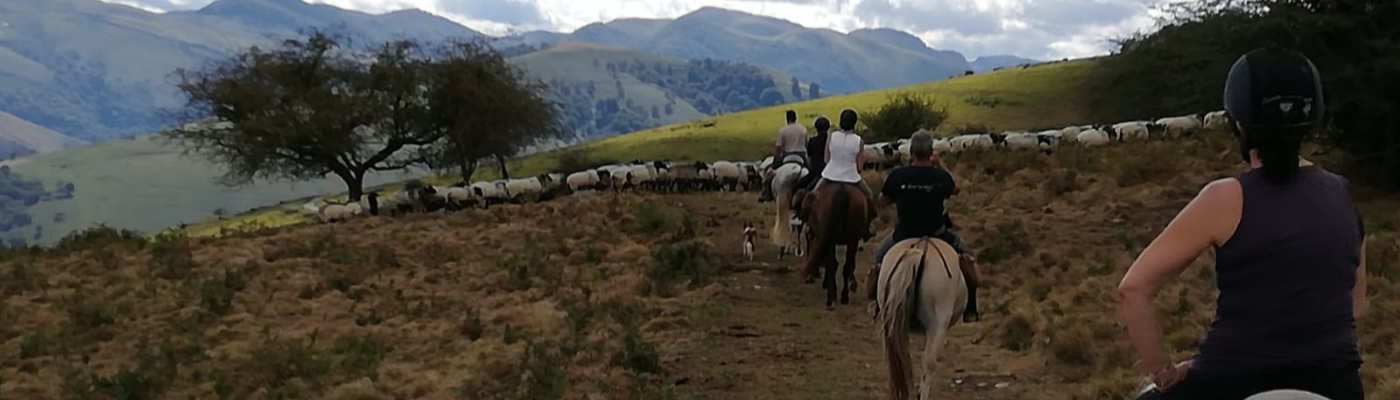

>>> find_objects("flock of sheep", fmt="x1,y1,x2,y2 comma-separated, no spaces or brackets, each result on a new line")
309,110,1229,222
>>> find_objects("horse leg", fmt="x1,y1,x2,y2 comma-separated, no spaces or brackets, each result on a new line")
842,243,858,305
823,250,838,310
918,326,951,400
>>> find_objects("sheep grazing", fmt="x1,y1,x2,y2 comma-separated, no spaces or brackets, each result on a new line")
439,186,481,210
1076,128,1113,147
1058,126,1086,144
566,170,603,192
932,138,952,154
1155,114,1203,138
1110,121,1153,142
1204,110,1230,130
711,161,746,191
949,134,1000,150
505,177,548,202
470,180,511,205
860,144,887,170
1003,132,1042,150
318,201,363,223
895,139,912,165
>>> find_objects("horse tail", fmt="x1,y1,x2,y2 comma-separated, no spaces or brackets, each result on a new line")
880,242,923,400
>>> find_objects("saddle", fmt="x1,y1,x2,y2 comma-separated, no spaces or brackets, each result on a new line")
778,152,808,168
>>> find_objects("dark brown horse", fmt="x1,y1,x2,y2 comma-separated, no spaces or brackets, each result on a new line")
798,182,870,309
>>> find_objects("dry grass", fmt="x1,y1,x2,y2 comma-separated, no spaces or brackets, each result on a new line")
2,132,1397,399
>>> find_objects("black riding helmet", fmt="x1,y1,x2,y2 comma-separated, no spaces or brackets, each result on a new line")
1224,48,1324,161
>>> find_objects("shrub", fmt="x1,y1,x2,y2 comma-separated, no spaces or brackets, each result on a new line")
149,231,196,280
457,340,570,400
52,225,146,254
328,335,389,379
64,292,115,330
497,237,549,291
1000,314,1035,351
977,222,1032,265
864,92,949,142
646,241,714,296
620,324,661,374
200,269,247,316
19,329,53,358
1051,326,1095,366
245,339,332,390
633,201,674,235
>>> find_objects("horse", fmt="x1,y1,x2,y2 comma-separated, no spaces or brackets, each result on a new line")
770,161,808,258
876,238,967,400
801,181,869,309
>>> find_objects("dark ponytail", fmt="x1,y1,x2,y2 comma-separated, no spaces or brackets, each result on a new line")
1238,124,1308,184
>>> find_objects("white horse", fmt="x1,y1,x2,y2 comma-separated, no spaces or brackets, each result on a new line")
877,238,967,400
770,161,808,257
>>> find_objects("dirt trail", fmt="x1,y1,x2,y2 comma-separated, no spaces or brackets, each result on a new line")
661,192,1050,400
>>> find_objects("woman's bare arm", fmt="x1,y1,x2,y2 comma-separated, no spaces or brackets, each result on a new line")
1116,179,1242,376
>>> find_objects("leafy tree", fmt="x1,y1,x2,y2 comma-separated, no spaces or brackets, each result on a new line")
423,40,563,181
864,92,949,142
1098,0,1400,186
759,88,785,106
170,33,440,201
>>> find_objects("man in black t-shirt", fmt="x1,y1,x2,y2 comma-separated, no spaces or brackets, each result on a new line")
873,130,980,322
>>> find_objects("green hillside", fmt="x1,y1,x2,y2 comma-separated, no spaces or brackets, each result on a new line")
0,136,420,246
184,59,1105,237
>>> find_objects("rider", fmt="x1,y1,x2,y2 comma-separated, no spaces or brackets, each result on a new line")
1118,48,1366,400
812,109,876,238
871,130,979,322
798,116,831,190
759,110,809,202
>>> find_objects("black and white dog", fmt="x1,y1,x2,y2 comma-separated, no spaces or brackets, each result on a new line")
742,223,757,261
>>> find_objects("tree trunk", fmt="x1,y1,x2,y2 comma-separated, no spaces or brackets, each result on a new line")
341,172,365,202
496,154,510,180
458,158,477,183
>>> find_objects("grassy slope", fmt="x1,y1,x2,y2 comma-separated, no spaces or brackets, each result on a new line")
511,43,709,126
3,133,1396,399
0,111,86,155
188,59,1103,237
1,135,419,245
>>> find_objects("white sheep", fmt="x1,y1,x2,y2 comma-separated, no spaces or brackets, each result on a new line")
932,138,952,154
1155,114,1203,138
318,201,363,222
949,134,999,150
567,170,602,192
1112,121,1152,141
1003,132,1042,150
440,186,481,210
505,177,546,202
711,161,745,191
470,180,511,204
1204,110,1230,130
1077,128,1112,147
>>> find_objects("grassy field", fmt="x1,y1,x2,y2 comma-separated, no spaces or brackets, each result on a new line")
0,135,421,245
189,59,1107,238
3,132,1396,399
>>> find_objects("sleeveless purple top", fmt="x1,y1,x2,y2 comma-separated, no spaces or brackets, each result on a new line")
1193,167,1363,376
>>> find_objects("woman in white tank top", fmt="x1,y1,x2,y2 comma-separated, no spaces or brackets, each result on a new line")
815,109,876,237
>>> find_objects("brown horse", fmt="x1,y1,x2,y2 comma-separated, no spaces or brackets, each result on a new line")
798,181,870,309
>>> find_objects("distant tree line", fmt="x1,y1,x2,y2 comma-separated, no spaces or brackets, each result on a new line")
169,32,561,199
1094,0,1400,186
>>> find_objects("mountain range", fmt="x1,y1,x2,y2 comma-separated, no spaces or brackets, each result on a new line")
0,0,1035,155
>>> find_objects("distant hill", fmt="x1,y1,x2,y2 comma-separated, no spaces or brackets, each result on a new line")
0,111,87,158
0,0,480,143
532,8,974,94
970,55,1040,73
513,43,809,141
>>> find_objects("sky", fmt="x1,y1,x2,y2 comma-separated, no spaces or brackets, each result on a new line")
101,0,1167,60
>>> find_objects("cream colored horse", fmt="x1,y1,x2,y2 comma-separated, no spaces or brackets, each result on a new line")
770,162,808,256
876,238,967,400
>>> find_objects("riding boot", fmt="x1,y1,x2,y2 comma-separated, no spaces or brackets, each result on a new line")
959,254,981,322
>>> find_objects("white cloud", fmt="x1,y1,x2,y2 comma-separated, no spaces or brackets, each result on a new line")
98,0,1161,59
